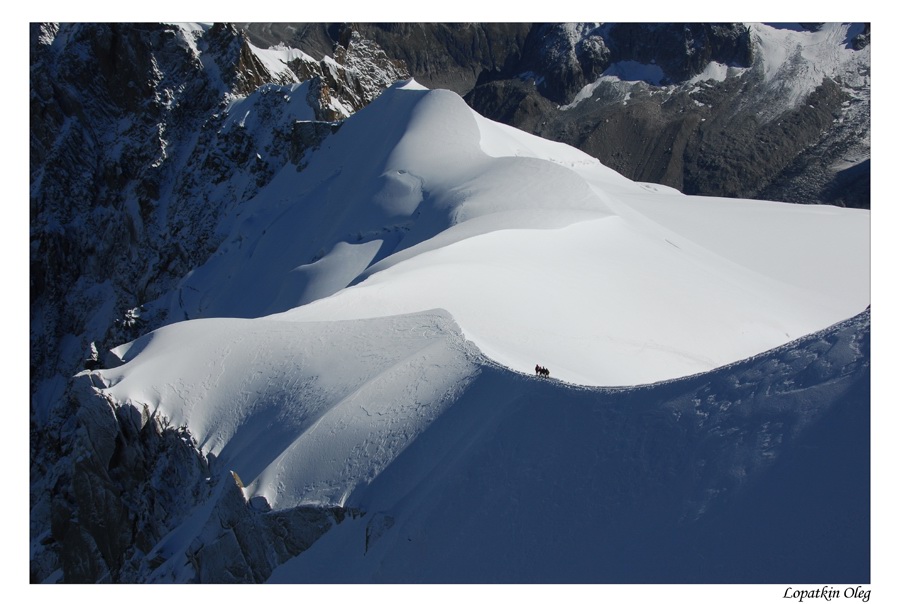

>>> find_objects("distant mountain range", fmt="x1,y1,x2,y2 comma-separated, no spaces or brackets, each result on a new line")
244,22,870,208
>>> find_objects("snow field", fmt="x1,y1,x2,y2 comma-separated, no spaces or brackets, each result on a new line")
162,81,868,387
90,72,870,584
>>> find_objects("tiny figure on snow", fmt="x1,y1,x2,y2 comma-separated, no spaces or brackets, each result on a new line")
535,364,550,378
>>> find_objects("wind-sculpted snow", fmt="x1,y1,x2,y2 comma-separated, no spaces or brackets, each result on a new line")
101,310,481,510
265,310,869,583
160,81,868,387
93,306,869,582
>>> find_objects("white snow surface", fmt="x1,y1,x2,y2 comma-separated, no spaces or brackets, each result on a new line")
600,60,666,85
688,60,746,84
158,82,868,387
97,81,869,518
250,44,316,83
101,310,479,510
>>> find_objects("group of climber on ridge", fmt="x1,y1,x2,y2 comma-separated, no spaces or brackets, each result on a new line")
534,364,550,378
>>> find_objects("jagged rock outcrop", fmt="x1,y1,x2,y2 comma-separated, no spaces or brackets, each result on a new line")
30,22,406,412
31,22,236,407
185,472,357,583
31,370,357,583
272,25,409,121
206,23,292,94
852,25,871,50
245,23,530,96
246,22,869,207
30,22,405,584
466,23,867,207
500,23,753,104
31,373,213,582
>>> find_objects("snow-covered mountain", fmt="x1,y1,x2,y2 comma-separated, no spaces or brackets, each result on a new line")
155,81,867,387
29,23,870,584
249,22,870,207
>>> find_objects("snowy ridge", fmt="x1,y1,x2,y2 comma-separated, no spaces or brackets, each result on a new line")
266,309,868,583
102,310,480,510
92,306,869,582
29,22,872,583
155,81,868,387
85,79,870,582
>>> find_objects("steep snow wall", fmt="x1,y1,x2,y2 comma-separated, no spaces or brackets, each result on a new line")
271,311,870,583
86,308,869,582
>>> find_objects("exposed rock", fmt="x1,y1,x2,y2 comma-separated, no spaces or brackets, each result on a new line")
499,23,752,105
332,29,409,108
605,23,753,83
246,22,868,207
851,23,871,50
205,23,288,95
290,120,341,167
186,475,353,583
245,23,531,95
33,369,358,583
30,22,402,414
461,24,868,207
31,22,410,583
32,372,212,582
681,78,849,200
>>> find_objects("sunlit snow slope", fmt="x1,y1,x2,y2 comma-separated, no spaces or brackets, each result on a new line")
160,80,868,387
97,308,869,582
93,80,869,582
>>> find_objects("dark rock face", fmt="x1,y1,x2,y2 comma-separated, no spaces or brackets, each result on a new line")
30,21,405,404
30,22,402,584
31,372,352,583
681,78,849,199
31,23,226,401
186,472,356,583
851,23,871,50
244,22,532,95
206,23,290,95
246,22,869,208
463,23,868,207
467,71,866,207
505,23,753,104
31,21,399,416
314,29,409,119
31,373,212,582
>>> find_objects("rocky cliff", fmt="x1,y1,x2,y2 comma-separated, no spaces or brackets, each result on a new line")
30,21,404,583
245,22,870,207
